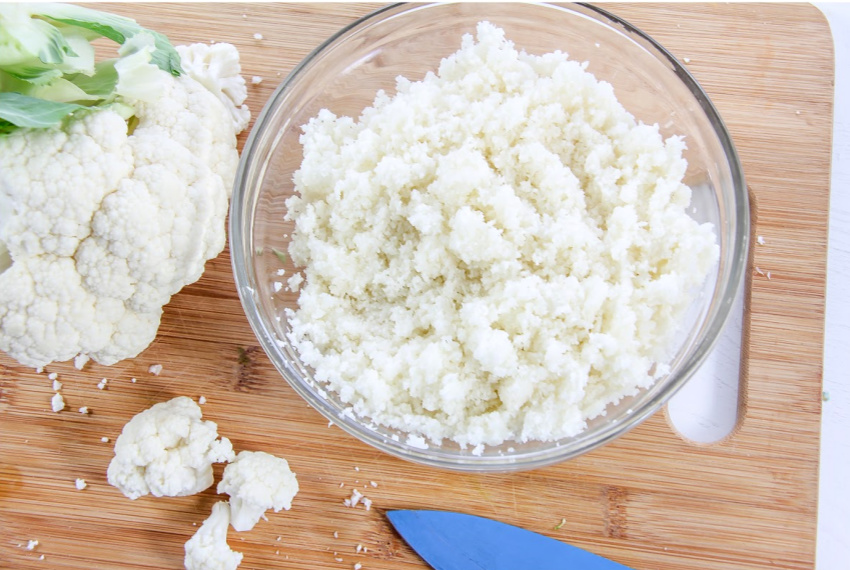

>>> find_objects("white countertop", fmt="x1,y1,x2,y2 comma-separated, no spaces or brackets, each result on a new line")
669,4,848,566
815,3,849,565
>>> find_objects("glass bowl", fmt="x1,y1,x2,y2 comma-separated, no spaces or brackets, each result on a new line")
230,2,748,471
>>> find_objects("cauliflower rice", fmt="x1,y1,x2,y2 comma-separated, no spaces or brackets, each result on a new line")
284,22,718,447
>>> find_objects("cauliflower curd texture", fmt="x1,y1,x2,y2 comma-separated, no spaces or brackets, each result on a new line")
217,450,299,532
0,43,248,368
107,396,235,500
286,23,719,447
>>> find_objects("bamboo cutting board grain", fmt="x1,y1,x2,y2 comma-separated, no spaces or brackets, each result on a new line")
0,3,833,569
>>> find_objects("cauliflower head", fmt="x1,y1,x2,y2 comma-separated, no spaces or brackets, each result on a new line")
0,43,249,368
184,501,243,570
107,396,235,500
217,450,299,532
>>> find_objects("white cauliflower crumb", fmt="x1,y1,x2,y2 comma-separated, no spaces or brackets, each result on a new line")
362,497,372,511
345,488,364,508
369,481,377,488
184,502,243,570
757,235,765,245
101,436,109,442
405,435,428,450
73,354,89,370
51,392,64,412
97,378,108,390
52,379,62,391
107,396,235,500
286,273,303,292
251,76,263,85
217,450,299,532
26,540,39,550
47,372,58,381
284,21,719,447
354,564,362,570
253,33,263,40
683,57,691,63
79,406,89,414
333,531,339,539
198,396,207,405
75,478,87,490
148,364,163,376
131,377,137,383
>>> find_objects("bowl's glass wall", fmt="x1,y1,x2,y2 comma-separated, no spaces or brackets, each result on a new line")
231,3,748,471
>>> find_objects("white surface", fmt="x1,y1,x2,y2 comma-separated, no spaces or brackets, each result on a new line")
670,4,849,566
815,4,850,566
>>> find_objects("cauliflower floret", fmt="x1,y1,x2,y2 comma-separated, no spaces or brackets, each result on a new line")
217,450,299,532
107,396,235,500
176,43,251,133
184,502,243,570
0,43,250,368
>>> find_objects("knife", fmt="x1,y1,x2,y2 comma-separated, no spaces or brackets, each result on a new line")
387,509,633,570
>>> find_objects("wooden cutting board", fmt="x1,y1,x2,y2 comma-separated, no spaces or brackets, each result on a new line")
0,3,833,569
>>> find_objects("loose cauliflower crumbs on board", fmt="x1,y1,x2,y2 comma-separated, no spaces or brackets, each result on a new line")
284,22,718,448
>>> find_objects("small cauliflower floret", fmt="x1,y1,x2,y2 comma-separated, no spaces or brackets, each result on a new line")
107,396,235,500
184,502,243,570
217,450,299,532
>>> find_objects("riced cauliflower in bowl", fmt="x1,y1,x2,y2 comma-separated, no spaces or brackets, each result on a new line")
231,3,748,471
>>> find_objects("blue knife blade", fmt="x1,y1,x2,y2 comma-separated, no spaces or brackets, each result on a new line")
387,510,633,570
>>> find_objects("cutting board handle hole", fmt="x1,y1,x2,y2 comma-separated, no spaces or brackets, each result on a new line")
666,186,758,445
666,286,746,443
